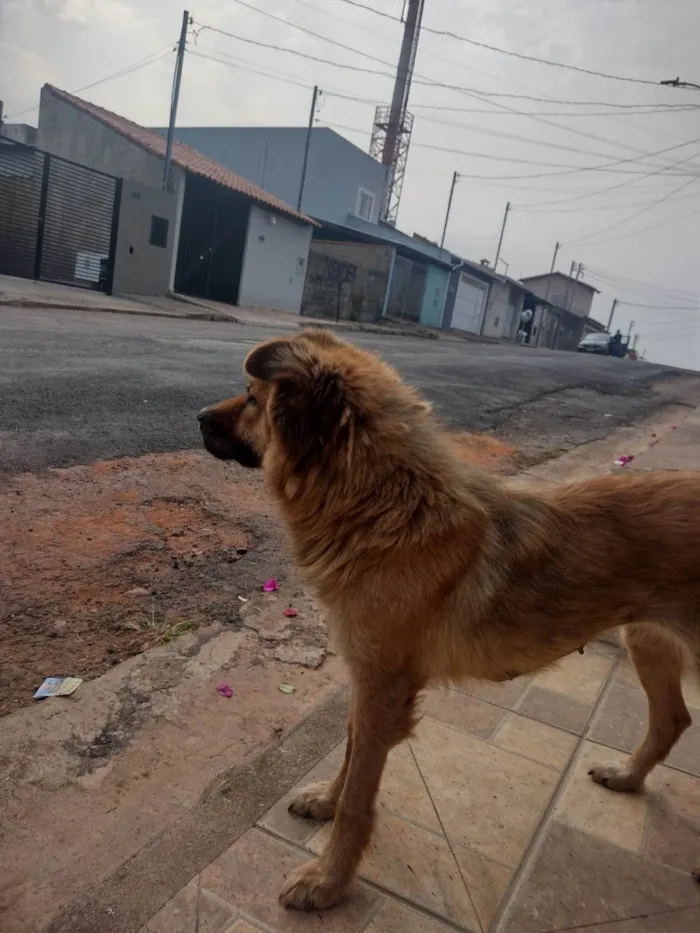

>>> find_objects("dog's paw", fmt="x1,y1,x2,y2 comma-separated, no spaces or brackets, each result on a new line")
288,781,336,821
279,859,344,911
588,762,643,793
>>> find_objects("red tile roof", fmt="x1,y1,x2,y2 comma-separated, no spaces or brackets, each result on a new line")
44,85,316,226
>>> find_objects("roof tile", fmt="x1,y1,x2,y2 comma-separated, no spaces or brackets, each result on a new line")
44,85,316,226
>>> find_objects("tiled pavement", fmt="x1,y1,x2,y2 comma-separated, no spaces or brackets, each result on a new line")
140,640,700,933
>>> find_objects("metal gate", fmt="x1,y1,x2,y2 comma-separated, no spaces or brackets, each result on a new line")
0,139,121,292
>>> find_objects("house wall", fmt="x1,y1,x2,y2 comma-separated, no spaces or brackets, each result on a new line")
442,263,496,330
37,86,187,290
153,126,388,226
112,180,177,296
238,204,312,313
419,265,448,328
302,240,393,322
523,273,594,318
482,282,525,340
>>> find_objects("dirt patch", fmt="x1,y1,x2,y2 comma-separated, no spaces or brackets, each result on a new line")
0,451,286,717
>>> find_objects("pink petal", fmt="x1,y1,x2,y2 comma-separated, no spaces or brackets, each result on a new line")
262,577,279,592
216,683,234,698
283,608,298,617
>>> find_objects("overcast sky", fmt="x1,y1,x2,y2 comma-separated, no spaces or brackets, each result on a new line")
2,0,699,369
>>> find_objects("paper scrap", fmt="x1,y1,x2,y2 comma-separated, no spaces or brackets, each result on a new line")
278,683,295,695
33,677,83,699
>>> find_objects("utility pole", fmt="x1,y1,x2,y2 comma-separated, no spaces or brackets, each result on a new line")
562,259,576,311
298,85,320,212
542,241,560,308
163,10,190,192
626,319,635,341
632,333,639,351
493,201,511,269
575,262,584,280
440,171,459,249
382,0,423,173
607,298,619,332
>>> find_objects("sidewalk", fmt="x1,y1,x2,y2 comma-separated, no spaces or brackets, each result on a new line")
0,274,469,341
119,412,700,933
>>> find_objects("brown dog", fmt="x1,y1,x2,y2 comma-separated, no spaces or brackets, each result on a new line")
198,329,700,910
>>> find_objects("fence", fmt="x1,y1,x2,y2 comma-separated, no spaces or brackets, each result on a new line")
0,140,121,292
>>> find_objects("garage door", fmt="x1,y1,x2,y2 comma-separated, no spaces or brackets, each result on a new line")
451,272,487,334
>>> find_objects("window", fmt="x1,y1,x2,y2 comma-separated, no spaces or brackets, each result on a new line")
355,187,375,221
149,215,169,249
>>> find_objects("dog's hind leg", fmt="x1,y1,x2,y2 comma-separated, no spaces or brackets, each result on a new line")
279,671,421,911
589,623,691,792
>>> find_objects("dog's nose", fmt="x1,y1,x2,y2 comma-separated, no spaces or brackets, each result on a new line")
197,407,212,424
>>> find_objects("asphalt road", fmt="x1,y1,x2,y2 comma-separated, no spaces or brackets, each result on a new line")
0,307,683,473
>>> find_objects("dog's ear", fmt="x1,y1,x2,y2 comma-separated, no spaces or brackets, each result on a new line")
245,337,351,461
244,338,312,384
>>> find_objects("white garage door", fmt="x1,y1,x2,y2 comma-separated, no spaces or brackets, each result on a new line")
451,272,488,334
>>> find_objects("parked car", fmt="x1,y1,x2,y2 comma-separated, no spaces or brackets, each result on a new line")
577,333,612,354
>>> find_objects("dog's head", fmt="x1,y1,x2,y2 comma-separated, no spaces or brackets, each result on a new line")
198,329,429,471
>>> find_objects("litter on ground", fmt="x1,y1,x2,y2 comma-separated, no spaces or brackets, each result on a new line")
278,684,295,695
33,677,83,699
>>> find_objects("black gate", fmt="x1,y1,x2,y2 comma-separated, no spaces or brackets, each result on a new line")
0,140,121,293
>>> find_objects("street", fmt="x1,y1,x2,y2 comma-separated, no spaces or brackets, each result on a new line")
0,307,683,473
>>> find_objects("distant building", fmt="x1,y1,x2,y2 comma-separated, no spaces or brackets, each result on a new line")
521,271,600,319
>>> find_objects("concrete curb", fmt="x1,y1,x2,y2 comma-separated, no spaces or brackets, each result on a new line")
0,296,235,323
42,686,349,933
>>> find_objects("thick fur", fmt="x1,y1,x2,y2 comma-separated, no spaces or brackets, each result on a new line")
199,329,700,910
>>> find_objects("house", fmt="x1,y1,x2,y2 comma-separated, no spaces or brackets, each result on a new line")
520,271,601,351
521,271,600,319
151,126,388,227
37,86,317,313
156,123,457,328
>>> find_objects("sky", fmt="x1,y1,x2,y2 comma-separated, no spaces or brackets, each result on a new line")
1,0,699,369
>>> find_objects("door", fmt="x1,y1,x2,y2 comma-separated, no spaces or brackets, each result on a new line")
451,272,488,334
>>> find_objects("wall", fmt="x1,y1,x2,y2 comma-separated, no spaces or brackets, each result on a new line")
238,204,312,313
112,179,177,296
38,87,186,289
0,142,42,279
301,240,393,322
419,265,448,328
153,126,388,227
523,273,595,318
483,281,524,340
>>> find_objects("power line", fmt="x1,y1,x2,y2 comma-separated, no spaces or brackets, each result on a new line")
573,204,700,249
515,145,700,208
563,175,700,247
409,102,700,117
321,120,700,179
5,49,174,119
586,265,698,294
195,7,700,174
333,0,697,89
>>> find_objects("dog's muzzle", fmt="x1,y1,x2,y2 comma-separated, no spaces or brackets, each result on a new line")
197,407,262,468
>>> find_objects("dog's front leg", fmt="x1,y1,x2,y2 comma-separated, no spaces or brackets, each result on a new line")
279,673,419,911
288,713,354,821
